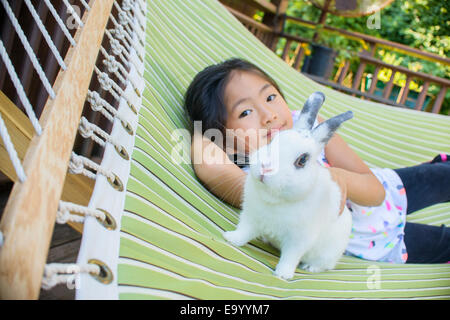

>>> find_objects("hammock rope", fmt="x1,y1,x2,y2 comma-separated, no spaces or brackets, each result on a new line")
39,0,146,291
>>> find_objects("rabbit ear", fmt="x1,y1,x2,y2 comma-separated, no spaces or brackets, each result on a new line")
294,91,325,132
311,111,353,146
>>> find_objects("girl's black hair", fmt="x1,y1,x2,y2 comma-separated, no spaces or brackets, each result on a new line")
183,58,284,135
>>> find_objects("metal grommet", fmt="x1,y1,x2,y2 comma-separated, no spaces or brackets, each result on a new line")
88,259,113,285
121,120,134,135
107,172,124,192
127,101,138,115
96,209,117,231
134,87,141,98
114,144,130,161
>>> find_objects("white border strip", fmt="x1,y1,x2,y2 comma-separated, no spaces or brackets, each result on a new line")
75,0,146,300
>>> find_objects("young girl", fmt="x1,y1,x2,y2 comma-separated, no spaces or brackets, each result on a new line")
184,58,450,264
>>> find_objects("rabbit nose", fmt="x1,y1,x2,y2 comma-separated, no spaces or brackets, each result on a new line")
259,162,273,182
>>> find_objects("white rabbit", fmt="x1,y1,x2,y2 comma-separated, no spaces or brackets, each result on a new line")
223,92,353,280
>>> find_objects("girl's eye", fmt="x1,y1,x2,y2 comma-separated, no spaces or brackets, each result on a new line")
239,109,252,118
267,94,276,102
294,153,309,169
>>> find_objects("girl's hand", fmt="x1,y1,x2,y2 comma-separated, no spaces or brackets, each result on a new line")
329,167,386,209
328,168,348,215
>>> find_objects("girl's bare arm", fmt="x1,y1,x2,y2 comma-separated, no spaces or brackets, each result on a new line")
318,116,385,207
191,133,246,209
318,116,371,174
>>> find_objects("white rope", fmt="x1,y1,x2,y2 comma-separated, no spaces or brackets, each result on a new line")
0,39,42,135
1,0,56,99
105,29,135,70
122,0,145,33
109,15,132,50
113,1,144,46
101,48,126,84
78,116,125,154
99,46,141,94
79,0,90,11
69,152,115,181
56,200,105,224
62,0,84,28
0,112,26,182
43,0,76,46
129,0,146,31
134,0,146,17
24,0,67,70
87,90,128,125
110,14,144,63
124,0,145,30
94,66,136,110
41,263,100,290
95,66,138,113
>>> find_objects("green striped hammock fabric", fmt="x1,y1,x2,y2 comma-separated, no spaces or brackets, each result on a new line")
77,0,450,299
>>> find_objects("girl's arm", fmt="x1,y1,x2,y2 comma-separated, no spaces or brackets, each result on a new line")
329,167,385,212
318,116,386,208
317,115,371,174
191,133,246,209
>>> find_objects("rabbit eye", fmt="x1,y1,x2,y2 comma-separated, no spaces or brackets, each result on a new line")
294,153,309,169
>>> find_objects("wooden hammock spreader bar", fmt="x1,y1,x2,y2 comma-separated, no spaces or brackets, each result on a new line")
0,0,114,299
0,91,90,233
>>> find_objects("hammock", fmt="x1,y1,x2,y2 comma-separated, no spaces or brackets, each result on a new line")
1,0,449,300
73,0,450,299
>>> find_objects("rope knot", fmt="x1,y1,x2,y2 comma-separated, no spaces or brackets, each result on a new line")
122,0,132,11
87,91,103,112
97,71,113,91
78,117,93,139
56,206,70,224
103,54,119,73
110,38,123,55
113,25,126,40
68,152,84,175
118,11,129,26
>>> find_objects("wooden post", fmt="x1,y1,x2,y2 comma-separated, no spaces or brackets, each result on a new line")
313,0,331,42
337,60,350,85
262,0,289,51
431,86,447,114
0,0,114,299
293,45,305,70
281,39,292,61
352,62,366,91
398,76,412,105
382,70,396,100
415,80,430,111
368,65,381,94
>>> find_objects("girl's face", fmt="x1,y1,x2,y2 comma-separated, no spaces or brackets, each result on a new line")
224,70,293,155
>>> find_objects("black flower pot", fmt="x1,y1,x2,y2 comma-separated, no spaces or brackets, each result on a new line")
301,44,337,79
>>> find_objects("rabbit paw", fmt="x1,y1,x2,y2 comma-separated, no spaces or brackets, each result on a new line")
299,263,326,273
223,230,249,247
273,264,295,280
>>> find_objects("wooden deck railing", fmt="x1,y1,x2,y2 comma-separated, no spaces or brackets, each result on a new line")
221,0,450,115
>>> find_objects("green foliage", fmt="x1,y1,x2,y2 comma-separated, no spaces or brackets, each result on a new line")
284,0,450,114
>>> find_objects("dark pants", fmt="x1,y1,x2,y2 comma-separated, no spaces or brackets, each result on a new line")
393,155,450,263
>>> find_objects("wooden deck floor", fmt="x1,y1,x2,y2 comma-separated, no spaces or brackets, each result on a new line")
38,223,81,300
